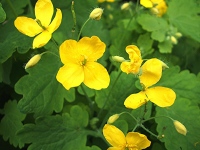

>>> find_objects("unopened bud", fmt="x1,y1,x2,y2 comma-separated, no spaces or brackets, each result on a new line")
170,36,178,44
89,8,103,20
175,32,182,38
107,114,119,124
151,7,159,15
112,56,125,62
121,2,130,10
173,120,187,136
161,61,169,69
25,54,41,69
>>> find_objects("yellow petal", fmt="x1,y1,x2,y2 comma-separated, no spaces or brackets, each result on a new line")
146,86,176,107
48,9,62,33
83,62,110,90
59,39,79,64
140,0,153,8
103,124,126,148
139,58,163,88
56,64,84,90
14,17,43,37
120,61,141,74
126,45,141,61
33,30,51,48
35,0,53,27
107,148,121,150
126,132,151,149
124,91,148,109
78,36,106,61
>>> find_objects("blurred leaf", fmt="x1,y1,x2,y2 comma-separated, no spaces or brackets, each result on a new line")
151,29,166,42
78,84,95,97
0,100,26,148
137,33,154,56
1,0,28,19
15,53,75,117
158,40,173,53
17,105,91,150
155,97,200,150
0,3,6,23
85,145,101,150
167,0,200,42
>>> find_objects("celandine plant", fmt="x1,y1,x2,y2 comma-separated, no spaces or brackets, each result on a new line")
0,0,200,150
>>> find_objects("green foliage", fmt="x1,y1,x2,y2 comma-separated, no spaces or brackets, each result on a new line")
0,100,25,148
0,0,200,150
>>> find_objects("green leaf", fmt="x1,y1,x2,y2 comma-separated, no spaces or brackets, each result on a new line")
151,29,166,42
137,14,168,32
0,100,26,148
0,30,32,63
78,84,95,97
17,105,90,150
137,33,154,56
167,0,200,42
15,53,75,117
155,97,200,150
0,3,6,23
158,40,173,53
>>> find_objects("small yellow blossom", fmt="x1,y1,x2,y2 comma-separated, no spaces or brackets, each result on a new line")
107,114,119,124
103,124,151,150
56,36,110,90
89,8,103,20
14,0,62,49
173,120,187,136
25,54,41,69
140,0,167,16
98,0,115,3
120,45,143,75
124,58,176,109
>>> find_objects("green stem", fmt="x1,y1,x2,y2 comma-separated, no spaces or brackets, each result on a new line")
80,84,94,115
142,115,173,124
28,0,34,17
6,0,17,17
140,124,158,138
97,71,123,120
77,18,90,41
51,37,59,50
71,1,76,38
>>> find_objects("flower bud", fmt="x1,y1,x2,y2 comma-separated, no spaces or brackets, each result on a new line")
173,120,187,136
89,8,103,20
175,32,182,38
112,56,125,62
25,54,41,69
107,114,119,124
161,61,169,69
121,2,130,10
170,36,178,44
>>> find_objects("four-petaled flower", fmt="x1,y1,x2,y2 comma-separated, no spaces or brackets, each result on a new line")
103,124,151,150
124,58,176,109
14,0,62,49
120,45,143,75
56,36,110,90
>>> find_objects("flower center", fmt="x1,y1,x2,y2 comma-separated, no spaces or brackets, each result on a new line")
126,144,139,150
79,55,87,66
35,19,46,30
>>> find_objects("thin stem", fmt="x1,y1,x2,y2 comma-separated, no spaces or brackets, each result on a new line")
140,124,158,138
80,84,94,115
51,37,59,50
97,71,123,119
77,18,90,41
71,1,76,38
6,0,17,17
142,115,173,124
132,124,139,131
28,0,34,17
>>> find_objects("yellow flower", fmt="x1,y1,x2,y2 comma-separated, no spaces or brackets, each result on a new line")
98,0,115,3
124,58,176,109
120,45,143,75
14,0,62,49
140,0,167,16
56,36,110,90
103,124,151,150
